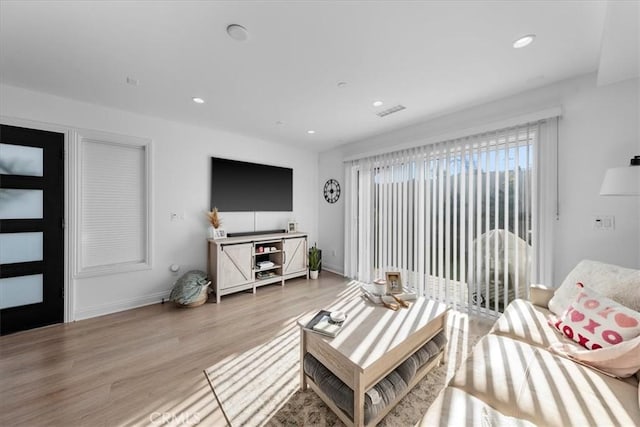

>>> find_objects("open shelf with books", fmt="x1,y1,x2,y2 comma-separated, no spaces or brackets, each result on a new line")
253,240,283,287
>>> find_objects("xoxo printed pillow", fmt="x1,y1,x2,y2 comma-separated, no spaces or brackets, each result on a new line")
549,283,640,350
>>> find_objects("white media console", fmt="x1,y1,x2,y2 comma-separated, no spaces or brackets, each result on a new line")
207,232,308,303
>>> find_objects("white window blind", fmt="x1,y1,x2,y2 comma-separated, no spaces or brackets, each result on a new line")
75,131,152,277
345,119,557,315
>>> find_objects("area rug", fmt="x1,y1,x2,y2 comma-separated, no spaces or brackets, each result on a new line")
204,310,487,427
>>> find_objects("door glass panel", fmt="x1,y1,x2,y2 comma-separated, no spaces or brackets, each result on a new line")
0,143,43,177
0,232,43,264
0,189,43,219
0,274,43,309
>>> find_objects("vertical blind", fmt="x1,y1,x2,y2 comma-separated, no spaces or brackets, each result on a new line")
345,120,557,315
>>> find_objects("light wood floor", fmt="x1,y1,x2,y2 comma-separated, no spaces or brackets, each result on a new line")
0,272,493,426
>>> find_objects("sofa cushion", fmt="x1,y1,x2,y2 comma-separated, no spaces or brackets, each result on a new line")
548,260,640,315
490,299,582,350
448,334,640,427
550,284,640,350
418,386,536,427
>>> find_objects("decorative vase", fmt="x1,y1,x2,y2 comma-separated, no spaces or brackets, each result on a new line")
208,225,216,239
310,270,319,280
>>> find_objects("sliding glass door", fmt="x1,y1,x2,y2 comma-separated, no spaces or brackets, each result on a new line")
345,120,555,315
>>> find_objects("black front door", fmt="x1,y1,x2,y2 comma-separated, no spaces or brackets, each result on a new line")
0,124,64,335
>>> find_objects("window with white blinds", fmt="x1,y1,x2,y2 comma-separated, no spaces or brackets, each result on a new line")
345,120,557,315
75,131,152,277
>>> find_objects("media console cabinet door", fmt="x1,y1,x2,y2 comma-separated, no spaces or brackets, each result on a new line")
283,237,306,275
218,243,253,289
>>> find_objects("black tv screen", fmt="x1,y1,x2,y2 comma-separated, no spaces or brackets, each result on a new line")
211,157,293,212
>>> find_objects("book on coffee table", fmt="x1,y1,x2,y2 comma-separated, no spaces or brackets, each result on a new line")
304,310,345,338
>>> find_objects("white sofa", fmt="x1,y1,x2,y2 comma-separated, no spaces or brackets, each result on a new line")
421,260,640,427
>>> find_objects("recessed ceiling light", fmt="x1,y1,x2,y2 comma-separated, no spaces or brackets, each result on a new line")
337,81,347,88
126,76,139,86
373,100,383,107
307,130,316,134
275,121,284,125
192,97,205,104
513,34,535,49
227,24,249,42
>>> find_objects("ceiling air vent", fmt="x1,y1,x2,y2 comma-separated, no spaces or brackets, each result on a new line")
376,104,406,117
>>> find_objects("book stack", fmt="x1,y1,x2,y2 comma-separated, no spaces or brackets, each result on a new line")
256,260,275,270
256,271,276,280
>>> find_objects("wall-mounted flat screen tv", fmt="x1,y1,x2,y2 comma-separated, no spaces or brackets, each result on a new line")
211,157,293,212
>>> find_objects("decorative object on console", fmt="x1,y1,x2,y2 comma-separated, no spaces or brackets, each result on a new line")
213,228,227,239
208,207,221,228
323,178,341,203
287,220,298,233
600,155,640,196
308,244,321,279
207,207,226,239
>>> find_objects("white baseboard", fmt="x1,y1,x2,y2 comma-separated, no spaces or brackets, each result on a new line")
74,290,171,321
321,264,344,276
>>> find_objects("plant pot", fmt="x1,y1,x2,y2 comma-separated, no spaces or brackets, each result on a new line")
208,225,216,239
308,248,322,272
310,270,319,280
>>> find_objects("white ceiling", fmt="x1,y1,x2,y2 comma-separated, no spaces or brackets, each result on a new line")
0,1,630,152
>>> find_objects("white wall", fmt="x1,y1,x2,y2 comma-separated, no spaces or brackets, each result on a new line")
555,76,639,278
1,84,318,320
320,73,639,283
317,150,345,273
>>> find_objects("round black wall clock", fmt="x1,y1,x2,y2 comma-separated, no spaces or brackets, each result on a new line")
323,179,341,203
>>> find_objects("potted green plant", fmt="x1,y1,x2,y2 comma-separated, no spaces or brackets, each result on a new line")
308,244,321,279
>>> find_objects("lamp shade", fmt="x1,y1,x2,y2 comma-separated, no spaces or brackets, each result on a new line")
600,166,640,196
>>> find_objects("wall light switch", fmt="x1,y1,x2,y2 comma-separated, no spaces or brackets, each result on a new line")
170,212,186,222
593,215,615,231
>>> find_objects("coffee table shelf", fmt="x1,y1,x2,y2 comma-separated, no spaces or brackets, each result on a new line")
298,297,448,427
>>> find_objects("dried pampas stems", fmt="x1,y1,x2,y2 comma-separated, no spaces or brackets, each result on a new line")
207,208,221,228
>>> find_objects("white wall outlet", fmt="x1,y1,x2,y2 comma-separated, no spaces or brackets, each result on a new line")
593,215,615,231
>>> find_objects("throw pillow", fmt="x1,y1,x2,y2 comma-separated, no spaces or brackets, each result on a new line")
549,283,640,350
548,260,639,315
549,334,640,378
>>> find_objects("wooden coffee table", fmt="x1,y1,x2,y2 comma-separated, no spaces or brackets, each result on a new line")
298,296,448,427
